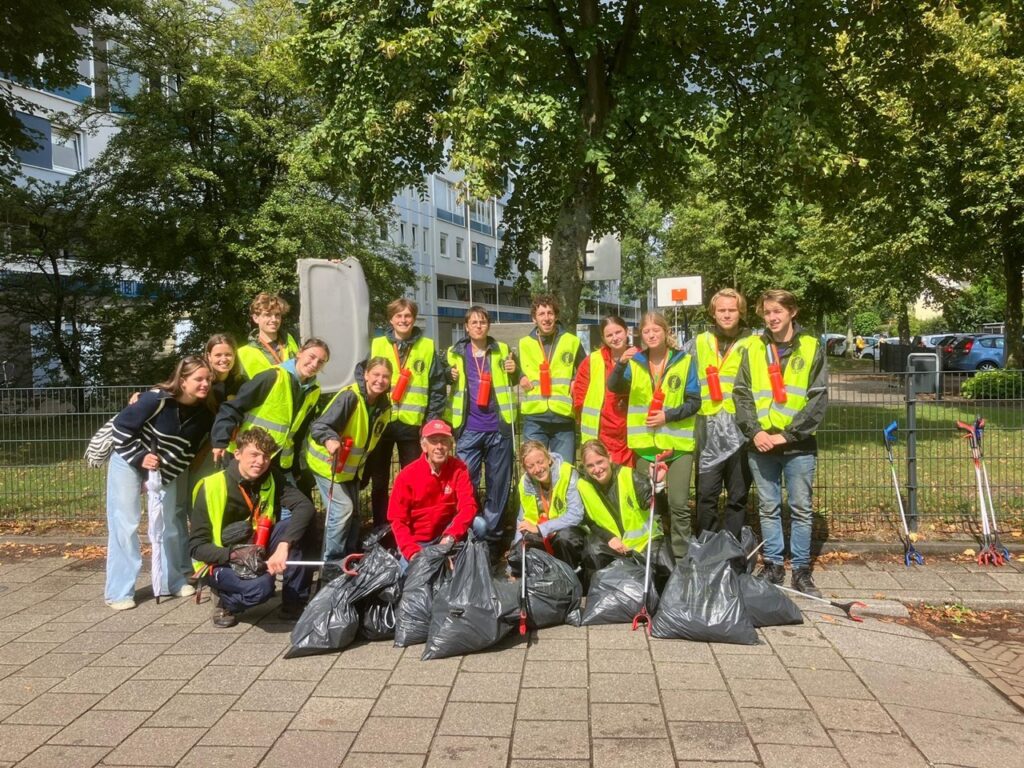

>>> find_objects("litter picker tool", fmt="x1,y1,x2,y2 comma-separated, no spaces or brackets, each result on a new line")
510,379,529,638
774,584,866,623
957,419,1007,566
632,450,672,634
883,422,923,567
974,417,1011,563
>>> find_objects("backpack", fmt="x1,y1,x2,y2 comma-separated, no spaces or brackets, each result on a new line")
84,393,165,468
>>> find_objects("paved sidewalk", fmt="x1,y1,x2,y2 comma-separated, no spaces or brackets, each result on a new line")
0,555,1021,768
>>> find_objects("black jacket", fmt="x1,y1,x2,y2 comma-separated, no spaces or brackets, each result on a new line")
580,466,655,543
111,390,213,484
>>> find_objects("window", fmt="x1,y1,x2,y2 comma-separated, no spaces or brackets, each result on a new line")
439,232,449,258
411,224,417,249
473,242,492,267
455,237,464,261
379,222,388,240
399,222,405,244
423,227,428,250
51,131,81,172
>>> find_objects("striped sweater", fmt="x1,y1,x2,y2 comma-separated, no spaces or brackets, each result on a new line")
111,390,214,484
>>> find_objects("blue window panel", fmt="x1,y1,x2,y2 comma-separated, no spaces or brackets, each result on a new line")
44,82,92,103
14,112,52,168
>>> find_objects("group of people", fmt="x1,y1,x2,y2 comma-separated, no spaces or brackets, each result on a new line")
103,285,828,629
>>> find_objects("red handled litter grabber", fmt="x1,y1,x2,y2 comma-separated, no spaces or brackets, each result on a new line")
958,419,1005,566
518,535,528,636
632,450,672,634
774,584,867,622
883,421,923,567
974,417,1011,563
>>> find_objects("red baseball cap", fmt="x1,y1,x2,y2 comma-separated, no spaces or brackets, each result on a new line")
421,419,453,439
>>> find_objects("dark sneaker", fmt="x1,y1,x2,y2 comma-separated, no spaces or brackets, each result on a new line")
279,601,305,621
757,561,786,585
212,605,238,628
791,568,822,598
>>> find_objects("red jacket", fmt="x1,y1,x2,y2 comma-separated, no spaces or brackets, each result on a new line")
387,454,478,559
572,347,635,467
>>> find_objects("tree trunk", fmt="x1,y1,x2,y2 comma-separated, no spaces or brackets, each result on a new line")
897,303,911,344
545,187,594,328
1003,236,1023,369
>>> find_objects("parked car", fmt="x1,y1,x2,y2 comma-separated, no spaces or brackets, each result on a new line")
822,334,848,357
944,334,1005,372
922,333,954,349
937,333,982,366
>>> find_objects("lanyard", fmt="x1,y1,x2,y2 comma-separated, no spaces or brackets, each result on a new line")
392,342,410,371
238,483,264,522
767,342,783,367
648,354,668,390
260,338,284,365
470,344,488,380
537,484,552,521
711,336,736,367
538,334,554,365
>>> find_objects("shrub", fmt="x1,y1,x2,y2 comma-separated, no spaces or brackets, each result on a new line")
961,370,1024,400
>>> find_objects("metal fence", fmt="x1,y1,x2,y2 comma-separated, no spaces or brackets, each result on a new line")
1,373,1022,536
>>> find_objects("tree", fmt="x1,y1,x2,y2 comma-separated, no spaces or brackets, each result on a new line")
618,187,667,316
0,0,134,169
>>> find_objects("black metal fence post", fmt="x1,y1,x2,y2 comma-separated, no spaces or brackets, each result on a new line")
904,371,919,532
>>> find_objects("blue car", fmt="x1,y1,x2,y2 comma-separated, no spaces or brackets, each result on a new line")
944,335,1005,372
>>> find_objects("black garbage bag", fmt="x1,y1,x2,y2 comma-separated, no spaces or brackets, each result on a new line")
286,544,401,658
738,573,803,628
739,526,759,574
422,540,511,660
651,530,758,645
393,541,456,647
580,556,657,626
503,548,583,629
358,599,399,641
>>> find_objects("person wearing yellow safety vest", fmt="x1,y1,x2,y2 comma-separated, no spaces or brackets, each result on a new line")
189,428,317,628
210,339,329,483
688,289,755,539
572,315,637,468
607,311,701,560
577,440,675,588
511,440,587,570
733,289,828,599
518,294,585,465
445,306,518,542
236,292,300,381
362,298,449,528
307,356,393,563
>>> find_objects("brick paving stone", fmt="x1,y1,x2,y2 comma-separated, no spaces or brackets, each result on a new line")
648,641,715,664
175,745,266,768
48,711,151,747
133,654,216,681
56,631,133,655
102,727,205,766
19,652,97,678
586,628,650,650
740,707,831,746
290,696,374,732
341,755,424,768
512,719,589,760
667,722,757,762
164,633,240,657
806,695,899,733
387,657,460,687
886,704,1024,768
199,710,293,747
587,648,654,673
590,672,660,703
760,625,831,647
90,642,170,667
207,642,279,667
789,668,874,700
13,744,109,768
315,669,392,699
437,702,515,737
18,622,93,644
715,653,789,680
0,724,61,762
654,662,727,690
660,689,740,722
372,685,449,719
350,716,438,754
50,666,135,694
144,693,237,728
757,743,849,767
842,569,902,590
520,661,587,688
773,644,850,671
728,677,809,710
128,623,195,645
709,639,775,654
458,646,525,673
829,730,929,768
817,624,970,675
259,730,355,768
424,735,509,767
93,679,184,711
524,638,587,661
233,679,315,712
330,642,404,670
449,671,520,703
589,703,667,739
516,687,588,721
592,736,675,768
0,642,59,666
181,665,261,694
260,653,334,682
6,692,100,726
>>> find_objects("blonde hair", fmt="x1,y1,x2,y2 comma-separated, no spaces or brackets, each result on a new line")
250,292,290,316
580,439,610,463
639,311,679,351
708,288,747,317
519,440,553,470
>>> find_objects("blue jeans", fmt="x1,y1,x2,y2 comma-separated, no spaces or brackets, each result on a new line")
211,519,306,614
105,453,190,603
315,474,360,561
748,451,816,569
522,418,575,465
456,429,512,539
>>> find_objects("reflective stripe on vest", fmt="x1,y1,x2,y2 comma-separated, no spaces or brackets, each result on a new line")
578,467,660,552
236,334,299,380
748,335,819,431
305,383,390,483
519,463,576,525
695,332,752,416
518,333,580,418
228,368,320,469
624,354,696,453
191,469,276,570
580,350,606,441
445,341,515,429
371,335,435,427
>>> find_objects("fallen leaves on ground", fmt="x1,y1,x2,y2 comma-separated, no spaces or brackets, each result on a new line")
814,551,862,566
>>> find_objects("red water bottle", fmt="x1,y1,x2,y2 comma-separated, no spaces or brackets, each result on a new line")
476,371,492,407
648,389,665,417
768,361,787,404
706,365,723,402
539,361,552,397
392,368,412,403
254,513,272,548
333,436,354,475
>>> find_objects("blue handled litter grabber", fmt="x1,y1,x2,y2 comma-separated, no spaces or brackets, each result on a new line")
883,422,923,567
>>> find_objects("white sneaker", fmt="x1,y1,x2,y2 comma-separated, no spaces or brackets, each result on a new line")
106,598,136,611
173,584,196,598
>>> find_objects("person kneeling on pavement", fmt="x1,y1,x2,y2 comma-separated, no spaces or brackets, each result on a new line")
577,439,674,588
387,419,478,569
189,428,316,628
511,440,587,570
